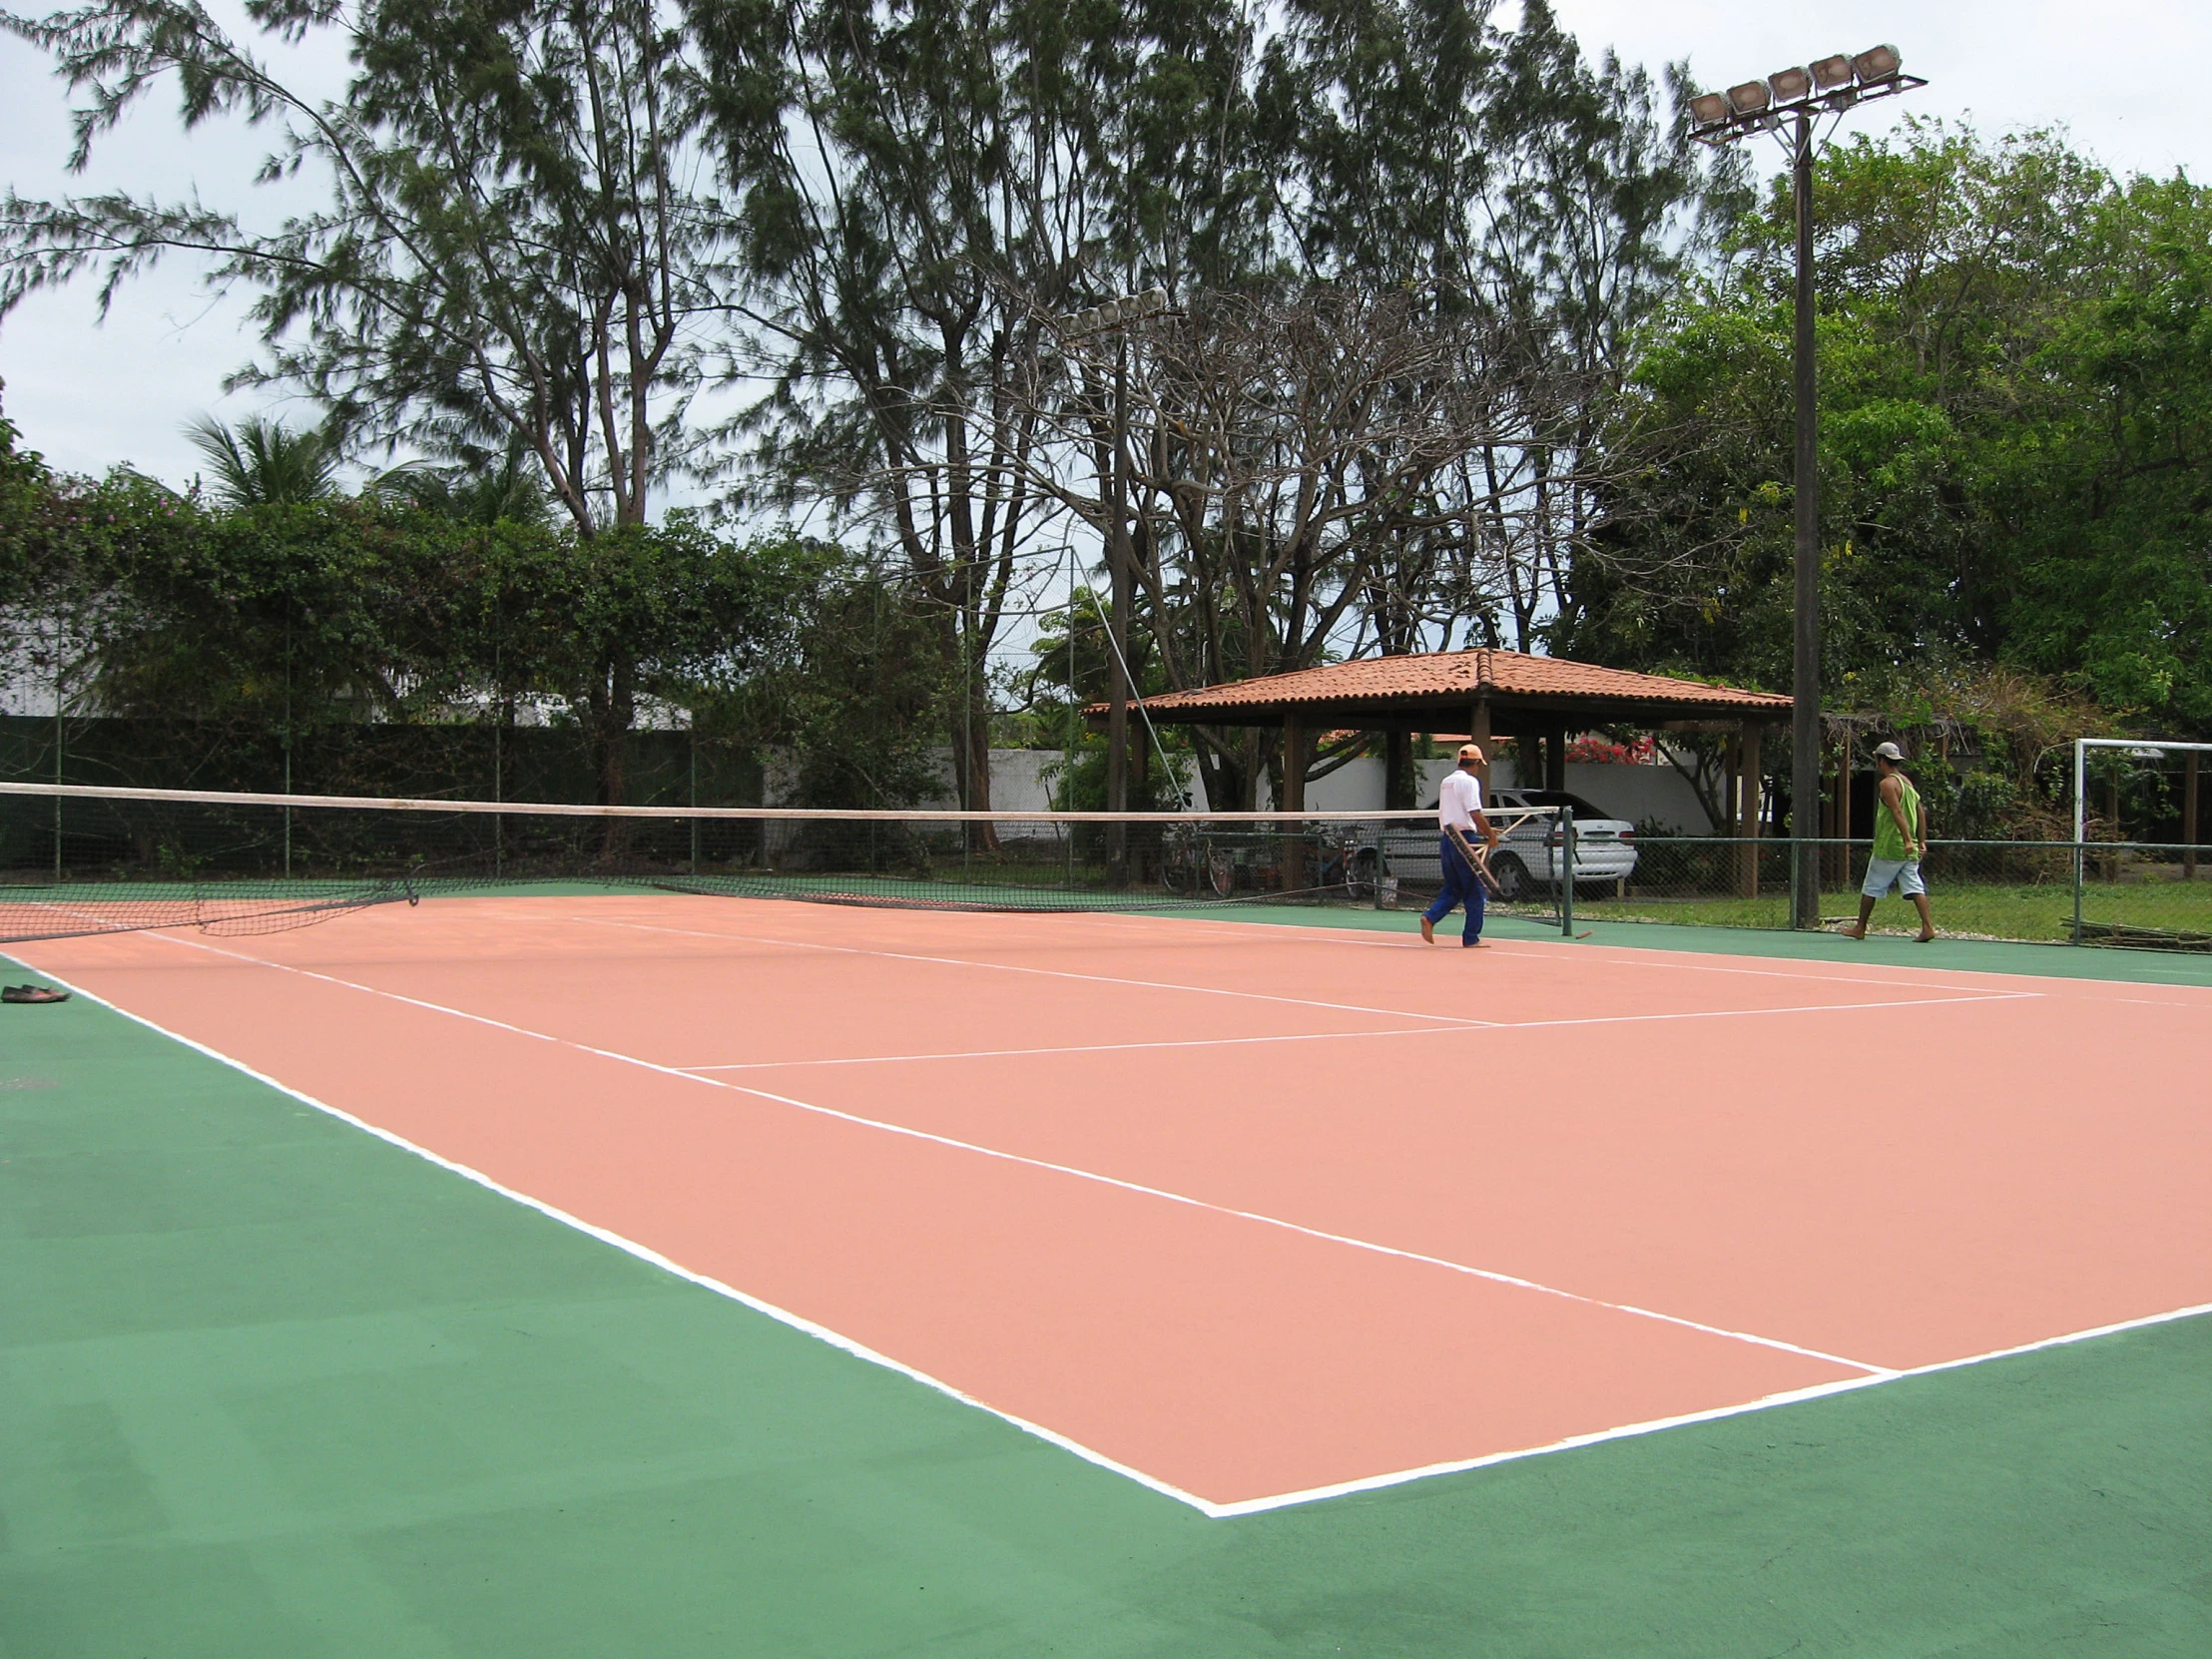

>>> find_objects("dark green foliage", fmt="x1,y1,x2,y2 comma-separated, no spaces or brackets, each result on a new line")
16,466,843,804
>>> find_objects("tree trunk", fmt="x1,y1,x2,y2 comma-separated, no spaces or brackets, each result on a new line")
585,650,636,855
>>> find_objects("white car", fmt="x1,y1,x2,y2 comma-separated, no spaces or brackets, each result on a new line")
1374,788,1639,900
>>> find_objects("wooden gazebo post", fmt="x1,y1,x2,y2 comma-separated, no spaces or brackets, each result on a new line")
1737,721,1763,897
1281,713,1308,891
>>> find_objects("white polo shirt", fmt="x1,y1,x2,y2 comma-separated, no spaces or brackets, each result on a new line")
1438,768,1482,830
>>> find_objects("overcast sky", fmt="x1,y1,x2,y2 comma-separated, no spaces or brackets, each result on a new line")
4,0,2209,487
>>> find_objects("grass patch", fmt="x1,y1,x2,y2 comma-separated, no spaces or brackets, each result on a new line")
1575,874,2212,945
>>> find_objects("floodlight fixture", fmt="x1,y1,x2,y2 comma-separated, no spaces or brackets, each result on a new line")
1810,53,1855,92
1726,79,1772,115
1060,286,1171,339
1768,66,1814,104
1853,44,1904,83
1688,91,1730,127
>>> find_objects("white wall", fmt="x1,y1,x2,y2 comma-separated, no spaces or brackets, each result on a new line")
771,747,1069,813
762,743,1722,832
1272,752,1716,830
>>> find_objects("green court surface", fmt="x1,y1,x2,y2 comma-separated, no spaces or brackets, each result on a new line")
4,918,2208,1658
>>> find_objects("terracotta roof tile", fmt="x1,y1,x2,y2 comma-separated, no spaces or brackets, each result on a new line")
1115,649,1789,718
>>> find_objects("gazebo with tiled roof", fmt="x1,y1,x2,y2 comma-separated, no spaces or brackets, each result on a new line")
1099,647,1791,824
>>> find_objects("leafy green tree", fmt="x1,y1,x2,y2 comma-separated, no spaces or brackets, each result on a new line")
370,445,550,527
1567,120,2212,736
4,0,725,533
693,0,1272,827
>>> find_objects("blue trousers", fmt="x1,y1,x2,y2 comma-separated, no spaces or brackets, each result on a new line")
1421,833,1485,943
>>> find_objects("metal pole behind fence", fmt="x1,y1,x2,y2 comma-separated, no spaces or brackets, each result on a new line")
1789,108,1824,930
1560,809,1575,937
52,650,62,881
2071,740,2086,943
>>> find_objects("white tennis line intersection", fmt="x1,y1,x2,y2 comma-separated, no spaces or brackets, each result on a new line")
12,925,2190,1521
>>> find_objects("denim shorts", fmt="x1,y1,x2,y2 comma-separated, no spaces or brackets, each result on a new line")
1862,856,1927,898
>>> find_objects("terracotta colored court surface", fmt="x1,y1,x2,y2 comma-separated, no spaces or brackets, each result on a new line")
12,895,2211,1516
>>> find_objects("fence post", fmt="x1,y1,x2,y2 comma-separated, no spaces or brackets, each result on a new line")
1560,808,1575,937
2071,838,2084,944
2185,752,2199,880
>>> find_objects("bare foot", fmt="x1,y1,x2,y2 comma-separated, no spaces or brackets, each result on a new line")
1419,916,1435,944
1916,930,1936,943
1840,925,1866,940
1463,939,1490,948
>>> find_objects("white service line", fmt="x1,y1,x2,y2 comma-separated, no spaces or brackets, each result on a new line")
138,928,1889,1381
675,1024,1464,1072
674,990,2037,1073
567,914,1507,1027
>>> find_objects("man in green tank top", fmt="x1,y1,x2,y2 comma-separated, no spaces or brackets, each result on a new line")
1843,741,1936,942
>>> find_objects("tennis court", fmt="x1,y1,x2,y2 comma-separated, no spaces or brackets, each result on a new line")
6,884,2210,1654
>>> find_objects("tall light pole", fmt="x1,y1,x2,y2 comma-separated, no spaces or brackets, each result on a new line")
1689,47,1925,928
1060,286,1168,884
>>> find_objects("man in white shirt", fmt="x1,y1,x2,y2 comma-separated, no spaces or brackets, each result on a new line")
1421,743,1502,946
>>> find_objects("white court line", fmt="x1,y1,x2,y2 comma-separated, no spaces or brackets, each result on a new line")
566,914,1507,1028
575,914,2040,1033
18,936,2207,1520
128,929,1889,1381
675,1025,1460,1072
673,990,2038,1073
6,959,1221,1517
1211,1299,2212,1516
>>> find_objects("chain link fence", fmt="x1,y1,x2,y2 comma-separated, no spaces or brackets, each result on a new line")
1554,832,2212,950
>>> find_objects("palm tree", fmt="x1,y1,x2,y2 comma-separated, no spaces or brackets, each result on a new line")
186,415,339,508
368,446,548,526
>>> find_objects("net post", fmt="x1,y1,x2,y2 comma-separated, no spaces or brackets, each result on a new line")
1560,807,1575,937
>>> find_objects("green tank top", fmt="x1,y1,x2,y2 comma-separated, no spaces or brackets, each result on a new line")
1873,775,1922,860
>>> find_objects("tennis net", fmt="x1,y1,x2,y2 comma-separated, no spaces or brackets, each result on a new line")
0,782,1564,943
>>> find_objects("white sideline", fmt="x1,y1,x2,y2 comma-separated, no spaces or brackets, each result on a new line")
6,961,1223,1516
1210,1296,2212,1515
